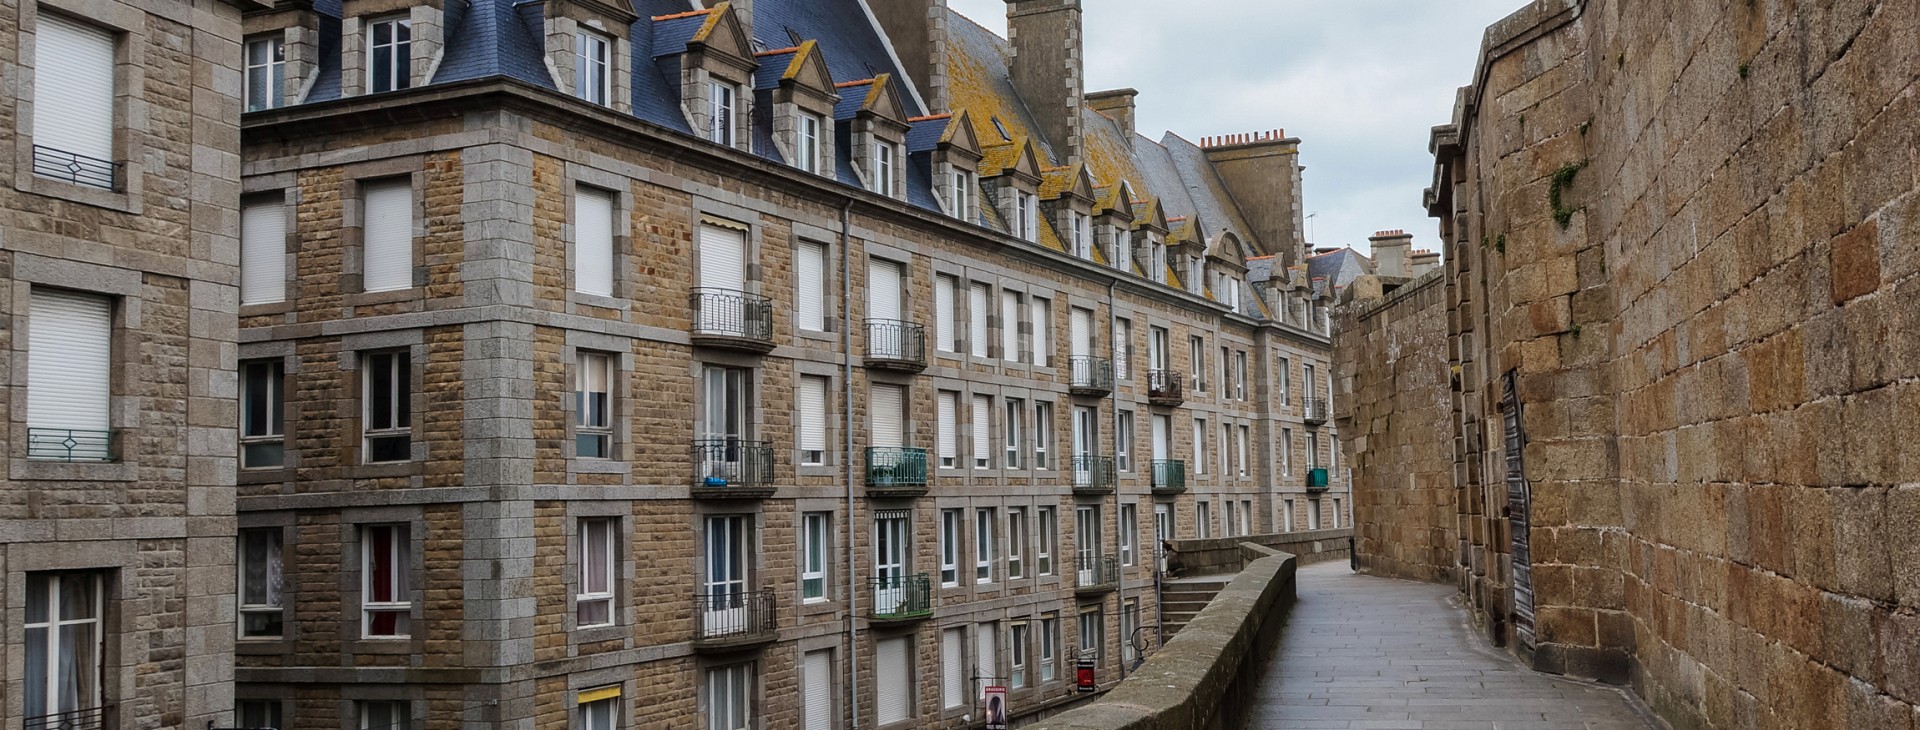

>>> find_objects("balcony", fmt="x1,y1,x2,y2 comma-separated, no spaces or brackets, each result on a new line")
1069,356,1114,396
691,438,777,499
691,288,775,353
869,573,934,623
25,706,111,730
1307,467,1330,492
1071,455,1116,495
26,428,118,462
864,319,927,372
1303,397,1330,425
1074,555,1119,595
1148,370,1184,406
33,145,123,191
692,588,777,650
1151,459,1186,495
865,447,929,497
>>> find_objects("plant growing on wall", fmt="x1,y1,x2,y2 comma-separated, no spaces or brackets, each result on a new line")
1550,160,1589,229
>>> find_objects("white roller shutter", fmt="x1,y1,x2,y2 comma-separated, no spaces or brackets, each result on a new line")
876,637,912,724
361,179,414,293
867,258,901,321
941,627,965,709
799,376,827,453
935,276,956,352
937,392,957,462
699,223,746,292
870,384,903,449
802,649,833,730
1153,415,1169,461
240,199,286,305
798,241,827,331
1000,290,1019,361
971,395,990,466
1070,307,1093,359
975,624,997,700
968,283,989,357
33,13,114,165
575,187,615,297
28,290,111,433
1030,298,1050,366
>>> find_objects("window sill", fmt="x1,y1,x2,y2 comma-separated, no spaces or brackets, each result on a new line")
239,301,294,317
568,459,630,476
569,291,628,312
348,461,419,480
9,459,137,482
571,624,625,645
237,468,293,486
345,638,417,654
15,166,142,215
347,288,421,308
236,638,294,655
796,464,838,478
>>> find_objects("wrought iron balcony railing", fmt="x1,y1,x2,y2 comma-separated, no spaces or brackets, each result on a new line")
1304,397,1330,425
692,438,775,497
1074,555,1119,594
865,447,929,494
1071,454,1116,494
33,145,122,191
1147,369,1184,406
692,588,776,648
1069,356,1114,395
690,288,775,352
24,705,111,730
868,572,933,622
1151,459,1186,493
864,319,927,371
26,428,118,462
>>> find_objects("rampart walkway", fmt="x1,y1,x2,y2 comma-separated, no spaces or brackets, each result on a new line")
1246,561,1656,729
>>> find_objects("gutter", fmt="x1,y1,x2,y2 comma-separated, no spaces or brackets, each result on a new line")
839,198,861,730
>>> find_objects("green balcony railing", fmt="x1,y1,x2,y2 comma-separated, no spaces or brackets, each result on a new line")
1071,454,1116,493
26,428,118,462
1307,467,1330,491
1151,459,1186,493
865,447,929,491
869,572,933,622
1074,555,1119,594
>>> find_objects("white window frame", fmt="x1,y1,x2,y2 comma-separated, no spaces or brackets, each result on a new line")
1192,418,1206,476
974,508,995,584
23,572,103,721
968,282,991,358
577,691,618,730
872,141,897,195
245,34,286,112
1016,192,1038,242
1189,336,1206,392
238,528,284,638
1113,317,1132,380
362,351,411,463
949,168,975,220
972,394,993,469
1116,410,1134,473
576,351,613,458
1006,508,1026,579
1282,428,1294,476
1040,616,1058,682
1036,507,1056,576
358,701,410,730
1197,501,1211,539
366,15,412,94
1029,296,1051,367
797,113,822,174
1119,504,1136,567
361,524,411,638
1237,425,1250,477
801,512,829,602
1034,401,1053,470
708,81,737,146
1004,398,1024,469
574,30,611,105
576,517,616,628
939,508,961,587
1078,610,1103,661
704,663,752,730
1010,622,1029,689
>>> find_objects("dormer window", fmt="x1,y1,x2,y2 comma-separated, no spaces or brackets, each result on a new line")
1070,213,1091,260
1017,192,1038,242
245,35,286,112
948,169,975,220
798,114,822,174
708,81,737,145
872,142,897,195
367,16,412,94
574,30,611,106
1114,228,1133,272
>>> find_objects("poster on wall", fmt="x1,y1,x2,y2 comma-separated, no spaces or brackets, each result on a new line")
983,686,1008,730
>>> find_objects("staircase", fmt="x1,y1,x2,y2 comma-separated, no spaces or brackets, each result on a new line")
1159,577,1232,638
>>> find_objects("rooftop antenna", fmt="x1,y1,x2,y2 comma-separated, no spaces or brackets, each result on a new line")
1305,212,1318,246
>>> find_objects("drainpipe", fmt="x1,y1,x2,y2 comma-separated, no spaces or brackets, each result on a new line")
840,199,861,730
1108,277,1128,680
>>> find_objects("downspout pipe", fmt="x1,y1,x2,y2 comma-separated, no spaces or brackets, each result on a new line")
840,199,861,730
1108,276,1128,681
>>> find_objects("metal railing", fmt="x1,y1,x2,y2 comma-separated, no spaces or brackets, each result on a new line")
864,319,926,368
26,428,117,462
24,706,111,730
1071,454,1116,491
1075,555,1119,592
868,572,933,621
1069,356,1114,394
33,145,122,191
692,588,776,644
690,288,774,345
865,447,928,490
1147,369,1184,404
1151,459,1186,493
1307,467,1330,492
1304,397,1330,424
692,438,774,488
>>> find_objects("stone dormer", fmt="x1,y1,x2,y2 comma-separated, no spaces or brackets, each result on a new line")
1091,180,1137,274
1038,163,1095,261
918,110,983,221
660,3,757,150
1129,197,1171,284
1166,215,1207,295
839,74,911,200
543,0,636,110
340,0,448,97
1207,231,1250,313
979,136,1044,243
242,0,321,110
758,40,838,175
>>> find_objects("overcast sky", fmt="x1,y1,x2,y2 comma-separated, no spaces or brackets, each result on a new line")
945,0,1524,256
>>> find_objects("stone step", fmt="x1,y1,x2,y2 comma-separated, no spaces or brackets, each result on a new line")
1160,600,1212,614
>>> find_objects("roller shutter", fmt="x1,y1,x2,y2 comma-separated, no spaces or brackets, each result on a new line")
27,289,111,434
798,241,827,331
698,223,746,291
33,13,114,165
361,179,414,292
971,395,990,466
935,276,956,352
798,376,827,453
867,258,901,321
876,637,912,724
870,384,904,449
941,627,965,709
968,283,989,357
937,392,958,463
1070,307,1093,359
802,650,832,730
240,198,286,305
575,187,615,297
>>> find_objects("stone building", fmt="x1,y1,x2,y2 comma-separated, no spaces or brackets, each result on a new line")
0,0,256,727
1338,0,1920,727
231,0,1337,728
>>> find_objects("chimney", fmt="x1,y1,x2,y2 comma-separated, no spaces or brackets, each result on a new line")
1006,0,1084,163
726,0,752,46
1087,88,1137,145
1368,230,1414,277
1201,130,1305,266
870,0,950,111
1410,249,1442,277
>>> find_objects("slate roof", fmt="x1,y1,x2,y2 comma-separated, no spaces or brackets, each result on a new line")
1307,247,1374,292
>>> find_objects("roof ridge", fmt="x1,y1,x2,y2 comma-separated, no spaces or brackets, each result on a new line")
834,78,876,88
651,8,710,21
754,46,800,57
908,113,952,122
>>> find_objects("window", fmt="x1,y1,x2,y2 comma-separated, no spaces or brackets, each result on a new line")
573,352,613,458
32,13,115,187
1113,318,1132,380
1029,296,1051,367
366,16,412,93
871,141,897,195
975,621,998,699
1282,428,1293,475
1036,507,1056,576
574,30,610,105
935,275,959,352
574,186,616,297
1070,213,1091,259
796,241,828,332
24,572,103,722
798,375,828,466
941,626,966,709
1040,615,1059,682
362,351,412,462
1224,501,1238,537
1331,434,1340,470
708,81,736,145
1000,289,1022,362
1309,499,1322,530
975,508,996,583
245,35,286,111
27,289,112,461
1004,398,1024,468
939,509,961,586
577,518,615,627
1283,499,1295,532
1279,356,1291,401
1116,411,1134,472
972,394,992,469
1119,504,1136,567
1234,351,1248,400
1074,506,1099,583
239,528,285,637
948,169,975,220
802,650,833,730
801,512,829,602
1149,326,1169,371
1115,228,1133,273
241,196,287,305
240,359,285,469
1241,499,1253,535
1333,498,1343,529
705,663,752,730
1010,623,1030,688
1034,402,1054,470
699,366,751,442
968,283,990,357
1307,432,1320,469
797,114,822,174
875,637,913,724
1197,502,1211,539
359,701,409,730
1189,336,1206,392
362,178,414,292
362,524,411,638
1303,363,1316,404
1015,192,1038,242
578,690,618,730
1192,418,1206,476
1219,423,1231,477
1121,601,1141,664
238,701,282,730
1007,508,1026,579
937,391,959,469
1078,610,1103,661
1220,346,1231,402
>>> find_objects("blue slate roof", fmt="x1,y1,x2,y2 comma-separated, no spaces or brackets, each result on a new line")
434,0,554,89
753,0,923,118
905,115,951,152
651,12,706,56
752,49,796,90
